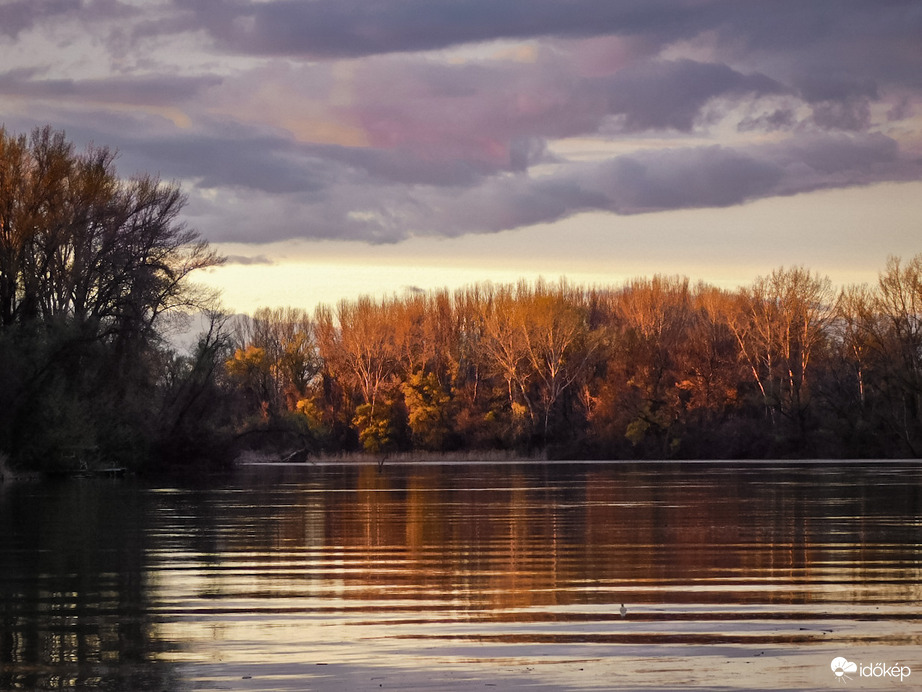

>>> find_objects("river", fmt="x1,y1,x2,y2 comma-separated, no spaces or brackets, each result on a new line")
1,461,920,690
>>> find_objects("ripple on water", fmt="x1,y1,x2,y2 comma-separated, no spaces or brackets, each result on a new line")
1,461,920,690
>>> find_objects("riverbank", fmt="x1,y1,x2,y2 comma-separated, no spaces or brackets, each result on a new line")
235,448,549,467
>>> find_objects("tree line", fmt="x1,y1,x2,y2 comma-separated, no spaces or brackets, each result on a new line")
1,127,920,473
224,263,922,461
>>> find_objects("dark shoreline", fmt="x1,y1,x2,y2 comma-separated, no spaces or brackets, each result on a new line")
236,454,919,467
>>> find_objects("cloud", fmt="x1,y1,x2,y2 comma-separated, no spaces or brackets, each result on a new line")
308,142,503,187
1,0,921,249
405,133,911,238
176,131,918,244
738,107,798,133
0,0,80,38
168,0,712,59
763,133,909,194
592,145,784,212
42,100,913,245
0,0,139,43
717,2,922,93
0,71,222,107
129,132,339,194
162,0,922,109
601,59,783,132
224,254,274,266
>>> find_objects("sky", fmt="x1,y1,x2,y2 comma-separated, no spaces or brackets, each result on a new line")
1,0,920,314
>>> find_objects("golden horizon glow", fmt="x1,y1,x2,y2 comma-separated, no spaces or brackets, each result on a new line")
198,180,921,315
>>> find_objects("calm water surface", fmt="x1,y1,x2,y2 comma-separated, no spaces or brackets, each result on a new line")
1,461,920,690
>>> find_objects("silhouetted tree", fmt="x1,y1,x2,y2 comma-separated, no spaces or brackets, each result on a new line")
0,126,223,471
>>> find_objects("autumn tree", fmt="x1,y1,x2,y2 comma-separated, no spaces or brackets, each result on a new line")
727,267,834,439
402,371,456,450
517,279,598,443
216,261,922,461
480,282,537,445
0,126,223,470
591,276,694,456
683,285,741,420
315,297,405,453
833,284,877,408
230,307,318,414
866,255,922,454
1,127,220,339
225,344,275,419
392,290,462,450
449,285,503,447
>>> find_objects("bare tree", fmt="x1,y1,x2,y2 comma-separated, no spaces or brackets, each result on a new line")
868,255,922,453
0,126,224,470
518,279,598,441
728,267,834,428
0,126,222,337
315,296,403,455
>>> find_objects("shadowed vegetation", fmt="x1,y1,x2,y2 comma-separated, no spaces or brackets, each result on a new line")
0,126,225,473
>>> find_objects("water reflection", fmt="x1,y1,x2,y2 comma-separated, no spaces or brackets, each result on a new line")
1,461,921,690
0,480,181,690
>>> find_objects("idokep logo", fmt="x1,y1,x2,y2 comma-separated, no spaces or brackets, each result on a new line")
830,656,911,684
831,657,857,682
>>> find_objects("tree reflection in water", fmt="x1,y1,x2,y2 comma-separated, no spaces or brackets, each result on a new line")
1,461,921,691
0,479,181,690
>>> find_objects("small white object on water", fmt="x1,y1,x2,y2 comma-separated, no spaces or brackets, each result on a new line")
620,603,627,618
